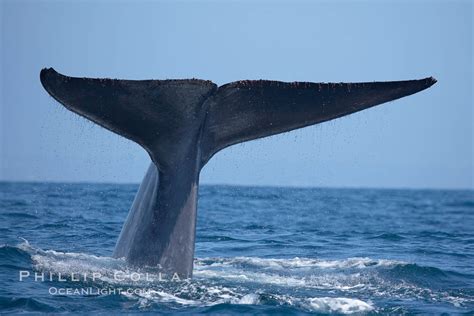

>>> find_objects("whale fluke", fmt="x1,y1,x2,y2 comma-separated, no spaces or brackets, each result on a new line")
201,78,436,163
40,67,436,278
40,68,217,171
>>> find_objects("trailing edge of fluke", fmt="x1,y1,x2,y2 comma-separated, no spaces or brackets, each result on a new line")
40,67,436,278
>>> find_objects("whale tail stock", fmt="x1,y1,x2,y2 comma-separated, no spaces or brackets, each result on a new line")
40,67,436,278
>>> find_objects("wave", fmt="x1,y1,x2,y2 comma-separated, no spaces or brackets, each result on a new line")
444,200,474,208
195,256,403,270
0,240,472,313
368,233,405,241
0,212,38,219
0,297,55,313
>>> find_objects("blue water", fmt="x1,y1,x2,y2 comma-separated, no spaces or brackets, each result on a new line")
0,182,473,314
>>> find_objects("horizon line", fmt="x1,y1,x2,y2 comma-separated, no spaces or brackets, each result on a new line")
0,179,472,192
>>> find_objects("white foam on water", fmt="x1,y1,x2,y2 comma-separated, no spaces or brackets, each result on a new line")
194,268,309,287
136,290,198,307
16,240,472,311
237,293,260,305
23,243,131,286
128,285,260,309
240,294,374,314
306,297,374,314
195,261,378,291
195,256,405,270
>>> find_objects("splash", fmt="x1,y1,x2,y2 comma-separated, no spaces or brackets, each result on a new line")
4,240,472,313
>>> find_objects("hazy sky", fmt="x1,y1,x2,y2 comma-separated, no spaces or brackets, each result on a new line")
1,0,472,189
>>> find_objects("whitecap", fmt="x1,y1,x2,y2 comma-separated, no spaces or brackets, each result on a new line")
195,256,405,270
14,240,471,310
306,297,374,314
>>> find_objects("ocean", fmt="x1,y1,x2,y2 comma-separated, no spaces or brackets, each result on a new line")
0,182,473,314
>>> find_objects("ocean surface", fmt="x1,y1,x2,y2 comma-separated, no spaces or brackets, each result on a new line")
0,182,473,314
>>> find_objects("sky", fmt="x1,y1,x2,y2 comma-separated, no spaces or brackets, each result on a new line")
0,0,472,189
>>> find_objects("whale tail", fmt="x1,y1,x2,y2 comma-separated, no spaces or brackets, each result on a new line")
40,68,436,171
40,68,217,171
40,67,436,278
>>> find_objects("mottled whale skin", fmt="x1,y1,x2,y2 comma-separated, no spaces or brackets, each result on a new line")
40,68,436,278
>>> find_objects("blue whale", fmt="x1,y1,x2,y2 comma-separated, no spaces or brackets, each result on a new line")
40,68,436,278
